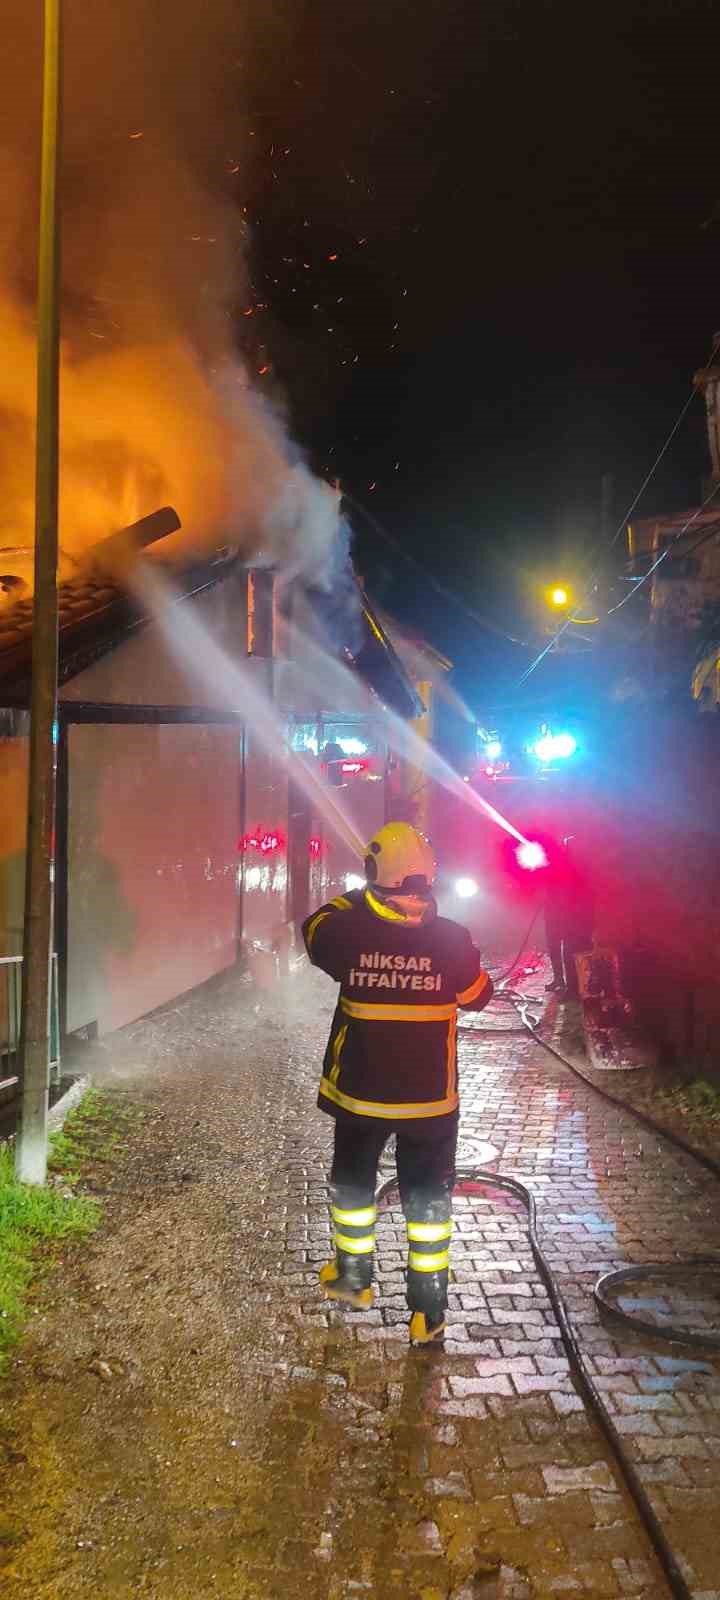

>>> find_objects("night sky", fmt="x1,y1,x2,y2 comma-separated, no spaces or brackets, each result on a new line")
239,0,720,697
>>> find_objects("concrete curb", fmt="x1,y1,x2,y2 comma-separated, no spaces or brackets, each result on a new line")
1,1075,92,1151
47,1074,91,1132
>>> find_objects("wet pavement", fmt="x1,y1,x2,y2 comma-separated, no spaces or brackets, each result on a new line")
1,967,720,1599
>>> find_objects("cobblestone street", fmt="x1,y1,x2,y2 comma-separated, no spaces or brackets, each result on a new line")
2,967,720,1600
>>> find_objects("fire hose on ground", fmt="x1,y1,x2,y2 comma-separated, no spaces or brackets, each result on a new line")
373,943,720,1600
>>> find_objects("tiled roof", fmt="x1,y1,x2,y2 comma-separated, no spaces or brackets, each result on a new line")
0,553,422,720
0,554,238,704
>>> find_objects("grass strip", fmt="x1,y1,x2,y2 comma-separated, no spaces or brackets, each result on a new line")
0,1091,110,1373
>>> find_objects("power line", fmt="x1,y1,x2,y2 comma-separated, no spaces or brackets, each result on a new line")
342,490,529,648
680,505,720,562
606,477,720,614
515,333,720,688
605,386,707,552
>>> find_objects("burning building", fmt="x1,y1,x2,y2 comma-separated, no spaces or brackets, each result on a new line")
0,513,425,1055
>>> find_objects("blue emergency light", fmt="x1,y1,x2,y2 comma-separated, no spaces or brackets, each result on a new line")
530,729,577,763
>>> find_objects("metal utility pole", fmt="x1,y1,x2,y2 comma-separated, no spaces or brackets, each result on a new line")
15,0,63,1184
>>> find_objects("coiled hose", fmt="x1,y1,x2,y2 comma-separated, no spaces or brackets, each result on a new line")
375,938,720,1600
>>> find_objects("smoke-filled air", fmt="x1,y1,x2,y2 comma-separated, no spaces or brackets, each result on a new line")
0,0,346,599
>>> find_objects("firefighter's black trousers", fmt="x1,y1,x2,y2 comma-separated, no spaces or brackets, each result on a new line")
329,1114,457,1317
545,903,593,995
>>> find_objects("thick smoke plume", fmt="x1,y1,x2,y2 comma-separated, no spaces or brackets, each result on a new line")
0,0,354,622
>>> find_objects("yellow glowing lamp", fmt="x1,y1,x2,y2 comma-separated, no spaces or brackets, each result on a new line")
547,584,571,609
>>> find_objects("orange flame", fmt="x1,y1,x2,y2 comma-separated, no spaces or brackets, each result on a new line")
0,4,340,607
0,289,247,593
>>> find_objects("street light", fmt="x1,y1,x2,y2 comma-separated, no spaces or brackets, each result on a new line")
544,582,598,624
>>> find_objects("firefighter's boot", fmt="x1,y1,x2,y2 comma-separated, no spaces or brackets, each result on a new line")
409,1310,446,1346
405,1190,453,1347
319,1257,374,1309
319,1194,376,1311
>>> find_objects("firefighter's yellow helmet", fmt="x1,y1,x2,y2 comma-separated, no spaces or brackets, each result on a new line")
364,822,436,894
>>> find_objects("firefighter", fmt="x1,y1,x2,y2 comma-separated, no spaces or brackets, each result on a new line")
302,821,493,1346
544,834,594,997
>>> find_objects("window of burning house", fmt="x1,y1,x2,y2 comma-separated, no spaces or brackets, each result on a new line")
289,719,378,758
289,720,322,756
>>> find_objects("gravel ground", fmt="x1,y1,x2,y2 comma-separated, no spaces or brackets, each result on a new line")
1,966,720,1600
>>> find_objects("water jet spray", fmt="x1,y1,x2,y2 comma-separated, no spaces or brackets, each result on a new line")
283,619,544,860
131,564,547,880
130,563,367,862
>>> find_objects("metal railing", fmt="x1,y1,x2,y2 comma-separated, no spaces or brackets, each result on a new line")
0,954,61,1092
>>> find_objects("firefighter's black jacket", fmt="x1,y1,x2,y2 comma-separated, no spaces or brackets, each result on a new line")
303,889,493,1129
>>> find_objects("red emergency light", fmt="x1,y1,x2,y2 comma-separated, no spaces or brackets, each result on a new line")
339,758,368,776
498,830,551,898
516,840,548,871
241,828,285,854
309,835,322,859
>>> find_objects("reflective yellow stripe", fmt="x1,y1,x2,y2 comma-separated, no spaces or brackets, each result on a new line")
330,896,353,910
341,997,456,1022
407,1220,454,1242
319,1076,458,1119
457,968,491,1006
329,1023,348,1086
332,1204,377,1227
334,1231,375,1254
444,1011,454,1100
306,909,331,950
408,1249,450,1272
365,888,407,922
